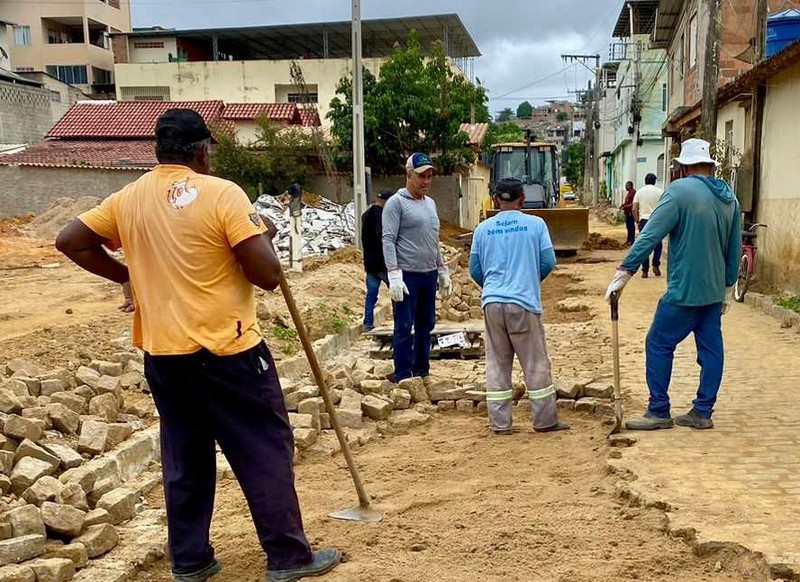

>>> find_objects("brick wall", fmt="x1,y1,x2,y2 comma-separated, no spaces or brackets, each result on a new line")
0,166,145,218
112,34,129,65
0,81,56,145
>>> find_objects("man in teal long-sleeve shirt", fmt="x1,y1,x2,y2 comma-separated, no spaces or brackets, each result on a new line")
605,139,742,431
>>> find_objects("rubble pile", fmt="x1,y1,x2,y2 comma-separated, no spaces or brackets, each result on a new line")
254,195,356,261
439,264,483,323
0,352,159,580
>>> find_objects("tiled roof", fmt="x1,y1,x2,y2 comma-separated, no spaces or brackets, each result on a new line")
299,108,321,127
0,139,156,170
47,100,225,139
459,123,490,147
222,103,302,123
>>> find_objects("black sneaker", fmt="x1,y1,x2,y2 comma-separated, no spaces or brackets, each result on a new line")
173,561,222,582
642,271,649,279
674,409,714,429
267,549,342,582
653,266,662,277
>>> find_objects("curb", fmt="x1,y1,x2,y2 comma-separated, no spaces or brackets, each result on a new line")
742,292,800,329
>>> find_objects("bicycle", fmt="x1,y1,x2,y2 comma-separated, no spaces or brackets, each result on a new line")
734,223,767,302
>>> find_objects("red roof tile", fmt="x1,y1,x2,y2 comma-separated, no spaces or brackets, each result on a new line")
299,108,321,127
222,102,302,124
0,139,157,170
47,101,225,139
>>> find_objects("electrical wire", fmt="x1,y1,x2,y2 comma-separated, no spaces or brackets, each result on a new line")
492,64,577,100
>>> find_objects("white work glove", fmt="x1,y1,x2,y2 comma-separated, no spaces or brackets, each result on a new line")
388,269,409,303
605,268,633,302
438,267,452,300
722,286,734,315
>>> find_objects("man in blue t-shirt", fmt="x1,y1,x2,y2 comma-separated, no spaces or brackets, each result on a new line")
469,178,570,435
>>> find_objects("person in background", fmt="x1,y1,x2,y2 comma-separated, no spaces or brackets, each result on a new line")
382,152,452,382
632,172,665,278
55,109,341,582
469,178,569,435
605,138,741,431
620,181,637,246
361,189,394,332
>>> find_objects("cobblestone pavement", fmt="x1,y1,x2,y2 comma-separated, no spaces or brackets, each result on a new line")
571,251,800,575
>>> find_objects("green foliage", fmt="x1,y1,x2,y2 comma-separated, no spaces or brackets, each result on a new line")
496,108,514,122
273,326,299,341
327,31,489,176
564,142,586,189
211,118,316,200
516,101,533,119
556,112,569,122
776,295,800,314
482,122,524,157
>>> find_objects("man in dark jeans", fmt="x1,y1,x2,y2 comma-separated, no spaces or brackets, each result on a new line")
361,189,394,332
620,181,637,245
382,152,452,382
55,109,340,582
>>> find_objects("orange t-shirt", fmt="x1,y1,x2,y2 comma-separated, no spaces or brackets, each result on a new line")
79,165,267,356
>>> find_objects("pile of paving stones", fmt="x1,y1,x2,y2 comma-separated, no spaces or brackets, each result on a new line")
438,264,483,323
0,354,158,581
272,353,614,462
254,194,356,260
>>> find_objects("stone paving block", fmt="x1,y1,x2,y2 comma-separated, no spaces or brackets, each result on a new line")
73,524,118,559
43,541,88,569
334,409,362,429
14,439,59,470
96,488,137,525
4,415,43,443
0,391,22,415
398,377,427,403
0,564,35,581
49,394,88,416
11,457,55,495
22,476,63,507
56,483,90,513
41,443,83,470
361,395,391,421
77,421,108,456
29,557,75,582
59,468,96,494
7,505,45,537
41,502,86,539
40,380,69,398
390,388,411,410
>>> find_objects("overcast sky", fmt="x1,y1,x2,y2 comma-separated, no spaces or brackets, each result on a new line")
130,0,623,117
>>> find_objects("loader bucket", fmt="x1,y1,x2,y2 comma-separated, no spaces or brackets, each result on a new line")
485,207,590,252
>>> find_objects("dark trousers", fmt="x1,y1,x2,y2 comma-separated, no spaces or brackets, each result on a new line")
638,218,663,273
144,342,313,574
645,300,724,419
392,270,438,381
363,271,387,329
625,213,636,245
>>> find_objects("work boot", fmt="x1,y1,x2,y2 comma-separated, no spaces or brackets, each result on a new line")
642,270,649,279
493,428,514,436
625,413,674,431
674,409,714,430
173,561,222,582
534,420,571,433
653,266,662,277
267,549,342,582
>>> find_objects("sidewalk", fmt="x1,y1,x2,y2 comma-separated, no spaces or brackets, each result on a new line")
578,252,800,575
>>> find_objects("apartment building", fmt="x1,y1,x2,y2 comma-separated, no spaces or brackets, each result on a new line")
0,0,132,94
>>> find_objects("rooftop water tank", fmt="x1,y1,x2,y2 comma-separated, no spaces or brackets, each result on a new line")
766,9,800,57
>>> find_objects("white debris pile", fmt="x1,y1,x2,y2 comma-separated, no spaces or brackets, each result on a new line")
254,194,356,260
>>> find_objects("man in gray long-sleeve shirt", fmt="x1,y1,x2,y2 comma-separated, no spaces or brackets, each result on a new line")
382,152,452,382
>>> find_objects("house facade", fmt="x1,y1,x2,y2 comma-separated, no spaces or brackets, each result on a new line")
112,14,480,128
0,0,131,95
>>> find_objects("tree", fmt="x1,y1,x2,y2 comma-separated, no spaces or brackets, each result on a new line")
516,101,533,119
564,141,586,189
327,31,490,176
496,108,514,122
211,118,316,200
483,122,524,157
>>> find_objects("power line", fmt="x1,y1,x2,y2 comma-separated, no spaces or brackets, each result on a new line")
492,64,577,100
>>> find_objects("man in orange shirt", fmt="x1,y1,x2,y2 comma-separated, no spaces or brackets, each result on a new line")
56,109,340,582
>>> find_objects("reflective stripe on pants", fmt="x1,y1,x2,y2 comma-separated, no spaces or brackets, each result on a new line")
484,302,559,431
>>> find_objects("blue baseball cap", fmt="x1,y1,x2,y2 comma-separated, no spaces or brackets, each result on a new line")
405,152,435,174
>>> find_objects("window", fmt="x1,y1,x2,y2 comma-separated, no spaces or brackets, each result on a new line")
287,92,318,104
133,41,165,49
46,65,88,85
689,15,698,68
50,90,62,103
15,66,34,72
657,153,665,183
677,34,685,79
93,67,112,85
661,83,668,111
14,26,31,46
725,119,735,166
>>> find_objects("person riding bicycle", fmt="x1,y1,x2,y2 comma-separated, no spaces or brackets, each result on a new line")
605,138,742,431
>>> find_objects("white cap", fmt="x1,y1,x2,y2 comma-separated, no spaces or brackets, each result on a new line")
673,138,719,167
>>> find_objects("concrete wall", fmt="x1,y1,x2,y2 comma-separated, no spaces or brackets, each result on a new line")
128,36,177,64
307,173,462,225
115,58,385,127
0,165,145,217
0,81,55,144
757,62,800,294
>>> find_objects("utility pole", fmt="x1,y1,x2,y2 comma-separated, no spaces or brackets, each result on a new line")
351,0,366,251
562,53,601,204
748,0,768,217
628,38,642,191
700,0,722,139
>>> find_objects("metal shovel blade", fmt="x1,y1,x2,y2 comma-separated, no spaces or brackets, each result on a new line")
328,505,383,523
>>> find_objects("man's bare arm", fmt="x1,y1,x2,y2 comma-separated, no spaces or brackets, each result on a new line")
56,220,129,284
233,219,282,291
